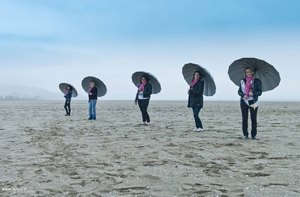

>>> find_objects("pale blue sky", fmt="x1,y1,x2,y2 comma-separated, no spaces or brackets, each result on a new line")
1,0,300,100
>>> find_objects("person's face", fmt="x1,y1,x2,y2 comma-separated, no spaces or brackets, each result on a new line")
89,82,95,88
194,72,200,80
141,77,147,83
66,86,70,90
245,69,254,77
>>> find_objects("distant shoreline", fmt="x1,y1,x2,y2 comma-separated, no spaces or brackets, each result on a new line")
0,99,299,102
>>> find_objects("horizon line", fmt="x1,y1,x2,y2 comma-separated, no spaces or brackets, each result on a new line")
1,99,300,102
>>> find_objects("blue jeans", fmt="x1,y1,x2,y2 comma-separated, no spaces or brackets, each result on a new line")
89,100,97,120
192,106,203,129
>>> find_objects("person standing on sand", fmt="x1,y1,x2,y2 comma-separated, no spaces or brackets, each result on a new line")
64,85,73,116
188,71,205,132
238,66,262,140
134,76,152,125
88,81,98,120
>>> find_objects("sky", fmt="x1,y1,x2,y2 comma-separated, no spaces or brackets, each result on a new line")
0,0,300,100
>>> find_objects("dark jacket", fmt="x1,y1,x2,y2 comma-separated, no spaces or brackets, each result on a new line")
238,78,262,103
89,87,98,101
135,83,152,102
188,80,204,108
64,90,72,101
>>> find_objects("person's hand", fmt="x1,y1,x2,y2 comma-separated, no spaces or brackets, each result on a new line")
249,92,253,97
89,93,92,95
244,95,249,99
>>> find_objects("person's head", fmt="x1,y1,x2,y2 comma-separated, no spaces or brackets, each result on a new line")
66,85,70,90
245,67,254,78
140,76,148,84
193,71,201,80
89,81,95,88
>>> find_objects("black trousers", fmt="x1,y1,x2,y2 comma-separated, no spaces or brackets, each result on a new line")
138,99,150,123
64,99,71,115
240,100,258,138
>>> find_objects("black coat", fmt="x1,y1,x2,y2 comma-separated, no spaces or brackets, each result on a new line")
135,83,152,102
238,78,262,103
188,80,204,108
89,87,98,101
64,90,72,101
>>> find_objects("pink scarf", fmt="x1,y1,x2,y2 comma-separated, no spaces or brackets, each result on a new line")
190,79,198,87
245,76,254,96
138,82,147,91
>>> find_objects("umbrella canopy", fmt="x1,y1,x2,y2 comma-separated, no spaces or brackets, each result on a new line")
131,71,161,94
81,76,107,97
228,58,281,92
59,83,78,97
182,63,216,96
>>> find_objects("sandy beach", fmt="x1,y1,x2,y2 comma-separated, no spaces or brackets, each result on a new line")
0,100,299,197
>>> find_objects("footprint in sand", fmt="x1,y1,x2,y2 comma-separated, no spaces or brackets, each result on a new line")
139,174,161,181
263,183,289,187
181,183,201,191
114,186,150,193
253,163,267,171
243,172,271,177
142,160,168,166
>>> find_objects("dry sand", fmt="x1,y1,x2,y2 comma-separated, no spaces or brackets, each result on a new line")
0,100,299,197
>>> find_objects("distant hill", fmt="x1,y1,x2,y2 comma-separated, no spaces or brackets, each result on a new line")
0,85,62,100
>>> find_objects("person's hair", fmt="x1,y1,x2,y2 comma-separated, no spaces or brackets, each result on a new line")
244,66,255,76
244,66,254,73
193,71,201,79
140,75,148,83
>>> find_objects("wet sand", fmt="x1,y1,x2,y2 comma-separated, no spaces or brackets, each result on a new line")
0,100,299,196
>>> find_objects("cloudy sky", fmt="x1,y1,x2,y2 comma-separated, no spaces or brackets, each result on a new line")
1,0,299,100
